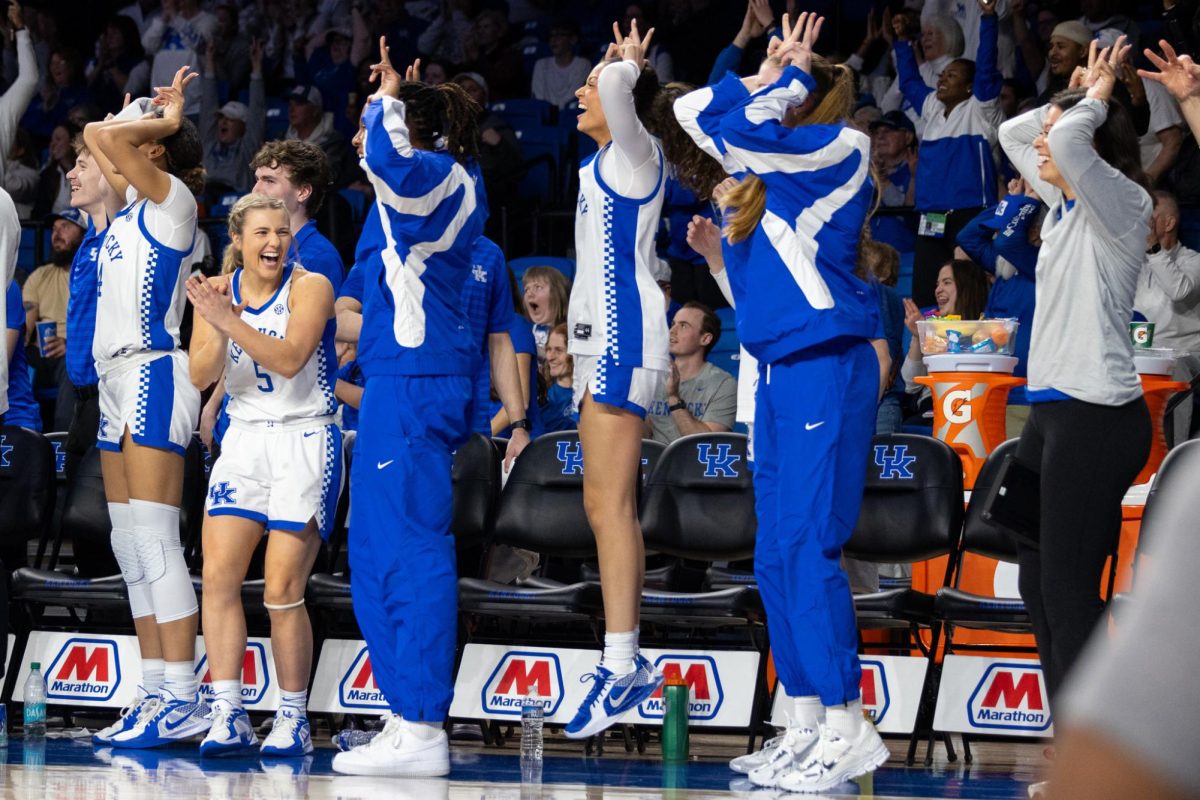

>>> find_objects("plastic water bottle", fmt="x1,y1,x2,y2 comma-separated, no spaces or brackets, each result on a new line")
520,689,544,761
23,664,46,739
661,675,690,761
332,728,379,751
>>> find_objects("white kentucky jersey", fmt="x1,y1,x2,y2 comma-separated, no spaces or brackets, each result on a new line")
93,177,196,376
568,143,670,372
224,266,338,426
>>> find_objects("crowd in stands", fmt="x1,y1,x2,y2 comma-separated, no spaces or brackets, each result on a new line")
6,0,1200,451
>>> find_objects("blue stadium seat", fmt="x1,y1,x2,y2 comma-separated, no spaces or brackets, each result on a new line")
489,98,554,128
507,256,575,283
265,96,289,139
514,128,565,202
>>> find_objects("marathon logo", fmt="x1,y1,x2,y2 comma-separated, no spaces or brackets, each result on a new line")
45,638,121,702
859,660,891,725
967,663,1052,731
639,655,723,720
481,652,563,717
338,647,389,709
195,643,271,704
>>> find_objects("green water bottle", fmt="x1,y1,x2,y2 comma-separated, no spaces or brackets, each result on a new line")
662,675,689,761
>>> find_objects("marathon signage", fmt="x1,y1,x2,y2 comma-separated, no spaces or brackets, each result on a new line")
449,644,599,723
933,656,1054,736
309,639,390,713
193,637,279,711
770,656,928,734
14,632,143,707
633,649,758,728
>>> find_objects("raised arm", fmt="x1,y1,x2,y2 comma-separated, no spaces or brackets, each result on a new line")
973,8,1002,103
894,37,933,112
83,96,153,202
674,72,751,168
93,67,198,205
998,104,1058,202
0,14,39,165
599,20,658,181
244,40,267,160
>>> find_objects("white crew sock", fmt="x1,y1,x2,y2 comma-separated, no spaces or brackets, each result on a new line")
401,719,443,740
826,698,865,739
140,658,165,696
163,660,198,703
212,679,242,708
280,689,307,716
792,695,825,730
600,630,637,674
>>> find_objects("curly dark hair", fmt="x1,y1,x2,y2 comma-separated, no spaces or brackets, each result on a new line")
161,116,205,194
395,81,481,165
648,82,727,200
250,140,332,215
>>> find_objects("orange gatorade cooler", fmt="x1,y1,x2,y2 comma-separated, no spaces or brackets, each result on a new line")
1133,350,1189,486
915,352,1024,489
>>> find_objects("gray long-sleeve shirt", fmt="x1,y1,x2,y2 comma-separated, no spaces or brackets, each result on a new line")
999,98,1151,406
1136,241,1200,355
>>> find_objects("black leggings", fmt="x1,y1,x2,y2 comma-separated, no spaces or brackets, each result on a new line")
1015,396,1150,706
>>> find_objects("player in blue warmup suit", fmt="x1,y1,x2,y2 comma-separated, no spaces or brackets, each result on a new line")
331,40,529,778
676,13,890,792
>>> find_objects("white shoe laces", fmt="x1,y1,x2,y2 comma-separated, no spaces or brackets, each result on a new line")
270,710,303,740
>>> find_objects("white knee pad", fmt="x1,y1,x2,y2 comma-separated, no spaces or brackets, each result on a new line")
263,597,306,611
110,528,154,618
129,499,197,624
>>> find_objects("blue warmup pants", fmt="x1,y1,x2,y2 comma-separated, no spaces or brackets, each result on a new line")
349,374,472,721
752,339,879,706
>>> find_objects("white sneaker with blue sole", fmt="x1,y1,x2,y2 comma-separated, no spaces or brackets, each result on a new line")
260,707,313,757
93,690,160,746
110,688,211,748
563,653,664,740
199,700,257,756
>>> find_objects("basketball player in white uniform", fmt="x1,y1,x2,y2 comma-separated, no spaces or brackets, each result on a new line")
188,193,341,758
562,22,672,739
85,69,210,748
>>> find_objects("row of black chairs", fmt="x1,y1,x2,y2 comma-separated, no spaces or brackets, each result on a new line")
0,424,1160,762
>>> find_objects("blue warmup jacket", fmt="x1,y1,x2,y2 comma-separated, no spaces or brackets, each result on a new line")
898,13,1004,212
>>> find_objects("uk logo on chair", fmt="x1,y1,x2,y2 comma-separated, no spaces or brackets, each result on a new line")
696,443,740,478
874,445,916,479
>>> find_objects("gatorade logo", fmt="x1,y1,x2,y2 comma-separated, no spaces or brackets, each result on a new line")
859,660,891,724
195,642,271,704
338,647,388,709
481,652,563,716
943,388,973,425
967,663,1052,731
44,638,121,702
638,655,723,721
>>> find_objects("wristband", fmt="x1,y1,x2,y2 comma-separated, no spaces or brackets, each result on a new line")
668,401,687,413
510,418,531,431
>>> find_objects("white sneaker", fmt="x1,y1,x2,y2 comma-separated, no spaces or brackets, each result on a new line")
749,726,819,787
731,732,785,774
331,715,450,777
200,700,258,756
260,707,313,757
777,722,888,793
110,688,211,748
93,690,159,745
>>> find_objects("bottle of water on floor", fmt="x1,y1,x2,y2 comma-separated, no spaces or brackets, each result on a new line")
23,663,46,739
520,689,544,762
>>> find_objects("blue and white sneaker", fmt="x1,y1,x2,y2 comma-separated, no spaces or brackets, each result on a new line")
260,707,313,757
93,690,160,745
110,688,211,748
563,653,663,739
199,700,258,756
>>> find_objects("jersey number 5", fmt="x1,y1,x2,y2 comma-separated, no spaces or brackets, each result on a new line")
254,362,274,393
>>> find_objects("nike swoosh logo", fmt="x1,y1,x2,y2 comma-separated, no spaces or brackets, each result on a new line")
805,421,825,431
162,707,200,731
377,460,394,469
303,431,320,437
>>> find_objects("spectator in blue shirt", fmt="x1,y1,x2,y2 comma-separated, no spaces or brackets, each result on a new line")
5,280,39,430
251,139,345,293
540,323,577,433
